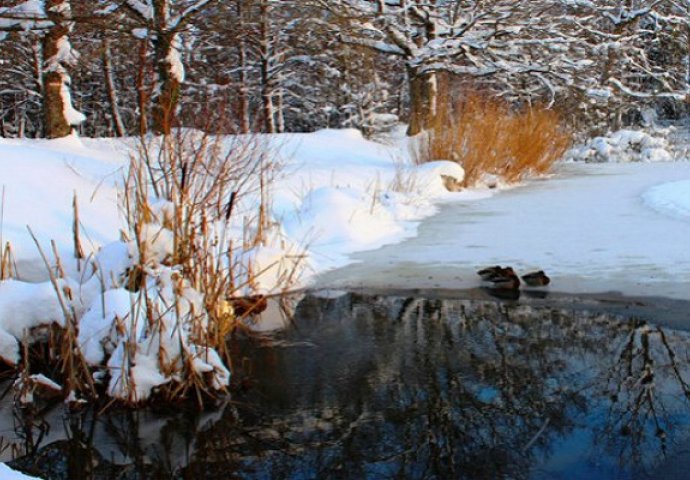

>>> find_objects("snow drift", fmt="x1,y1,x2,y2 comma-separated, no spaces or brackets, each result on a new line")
566,129,674,163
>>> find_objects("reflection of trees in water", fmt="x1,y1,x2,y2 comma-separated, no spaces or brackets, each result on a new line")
8,409,106,479
5,293,690,479
183,295,690,479
347,299,577,479
596,319,690,470
5,403,225,479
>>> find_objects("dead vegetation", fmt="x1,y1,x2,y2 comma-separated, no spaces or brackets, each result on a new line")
2,128,305,409
412,88,572,187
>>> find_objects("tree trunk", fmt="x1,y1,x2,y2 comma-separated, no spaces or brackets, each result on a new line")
151,0,182,135
31,38,44,137
31,39,44,99
42,0,80,139
102,38,125,137
276,85,285,134
261,85,275,134
260,0,276,134
238,40,250,134
152,30,181,135
43,68,72,138
136,37,149,137
685,23,690,110
406,66,438,136
237,1,250,134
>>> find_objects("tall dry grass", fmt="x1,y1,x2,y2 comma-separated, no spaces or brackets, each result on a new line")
116,129,305,404
0,186,16,281
122,130,272,355
413,92,572,187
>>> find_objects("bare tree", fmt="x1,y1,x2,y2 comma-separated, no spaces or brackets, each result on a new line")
118,0,218,134
311,0,579,135
0,0,85,138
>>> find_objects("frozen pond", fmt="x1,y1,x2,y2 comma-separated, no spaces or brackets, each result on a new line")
4,291,690,479
315,162,690,301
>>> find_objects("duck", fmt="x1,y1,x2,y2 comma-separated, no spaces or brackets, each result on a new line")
521,270,550,287
477,265,507,281
487,267,521,290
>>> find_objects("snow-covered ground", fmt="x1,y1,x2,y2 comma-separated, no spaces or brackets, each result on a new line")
2,127,690,299
0,463,40,479
0,135,125,280
0,129,467,283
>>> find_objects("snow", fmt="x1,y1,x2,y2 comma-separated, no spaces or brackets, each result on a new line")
586,87,612,100
0,0,50,31
14,373,62,404
60,81,86,126
27,373,61,391
132,28,148,39
3,127,688,301
2,126,690,401
316,160,690,301
125,0,154,21
268,129,469,270
167,34,185,83
642,180,690,221
0,464,41,480
566,129,674,163
286,186,405,250
0,134,123,280
53,36,79,68
0,279,70,364
414,161,465,191
77,288,138,364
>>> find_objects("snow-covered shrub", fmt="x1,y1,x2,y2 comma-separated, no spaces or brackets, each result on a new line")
74,222,231,404
0,278,75,366
110,131,305,402
413,91,571,187
0,130,306,406
565,129,673,163
411,161,466,193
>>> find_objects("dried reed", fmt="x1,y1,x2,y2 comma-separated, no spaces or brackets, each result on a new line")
413,90,572,187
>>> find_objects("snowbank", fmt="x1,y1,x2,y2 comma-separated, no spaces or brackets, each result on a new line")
0,134,124,280
0,128,474,401
0,464,40,480
0,279,71,364
272,130,467,270
0,129,468,284
642,180,690,221
566,129,673,163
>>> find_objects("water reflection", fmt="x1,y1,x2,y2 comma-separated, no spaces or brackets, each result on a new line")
4,293,690,479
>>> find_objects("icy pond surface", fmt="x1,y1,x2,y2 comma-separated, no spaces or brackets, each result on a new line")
4,291,690,479
315,161,690,301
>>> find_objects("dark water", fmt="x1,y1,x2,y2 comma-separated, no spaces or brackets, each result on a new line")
5,292,690,479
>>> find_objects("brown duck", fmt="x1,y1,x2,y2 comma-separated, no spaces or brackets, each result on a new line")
521,270,550,287
477,265,508,281
487,267,521,290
